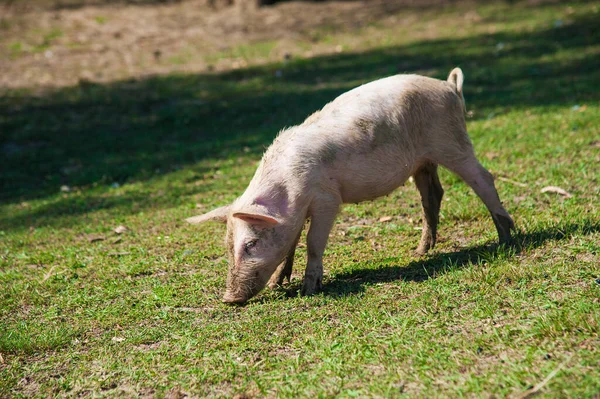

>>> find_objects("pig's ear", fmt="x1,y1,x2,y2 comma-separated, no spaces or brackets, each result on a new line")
185,205,230,224
232,211,280,227
233,186,287,227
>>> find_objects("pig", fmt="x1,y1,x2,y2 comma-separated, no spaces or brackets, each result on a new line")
187,68,515,304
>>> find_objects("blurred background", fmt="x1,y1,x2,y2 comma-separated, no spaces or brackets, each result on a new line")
1,0,519,88
1,0,598,206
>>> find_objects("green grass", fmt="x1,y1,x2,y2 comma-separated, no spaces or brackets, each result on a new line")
1,1,599,397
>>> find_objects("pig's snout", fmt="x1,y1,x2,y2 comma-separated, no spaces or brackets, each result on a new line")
224,263,275,304
223,270,255,304
222,291,248,305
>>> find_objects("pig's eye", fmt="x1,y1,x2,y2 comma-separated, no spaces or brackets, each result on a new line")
244,240,258,255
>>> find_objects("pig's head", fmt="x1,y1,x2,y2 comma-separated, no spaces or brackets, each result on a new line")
186,193,299,304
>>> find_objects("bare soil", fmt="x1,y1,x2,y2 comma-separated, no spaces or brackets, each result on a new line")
1,0,462,89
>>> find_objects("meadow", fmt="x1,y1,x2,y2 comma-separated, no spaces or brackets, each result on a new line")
0,0,599,397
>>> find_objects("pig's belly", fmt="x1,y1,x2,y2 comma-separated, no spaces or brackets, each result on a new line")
334,153,414,204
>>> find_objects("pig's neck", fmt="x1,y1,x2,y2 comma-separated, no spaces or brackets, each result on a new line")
241,150,313,224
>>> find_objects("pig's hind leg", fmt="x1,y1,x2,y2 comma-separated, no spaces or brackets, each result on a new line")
413,162,444,255
443,155,515,244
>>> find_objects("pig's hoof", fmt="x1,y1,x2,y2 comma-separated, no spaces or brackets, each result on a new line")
415,234,435,256
268,280,284,290
414,247,428,257
267,272,289,290
267,275,280,290
300,276,322,296
493,213,516,245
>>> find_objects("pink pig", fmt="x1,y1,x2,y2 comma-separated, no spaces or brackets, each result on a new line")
187,68,515,304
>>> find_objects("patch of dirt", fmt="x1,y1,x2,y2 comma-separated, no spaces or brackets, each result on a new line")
575,252,599,263
268,346,300,359
0,0,519,89
166,387,188,399
167,305,218,314
17,376,41,397
137,387,158,398
136,341,165,351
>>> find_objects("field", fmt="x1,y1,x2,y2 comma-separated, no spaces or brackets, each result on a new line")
1,0,599,397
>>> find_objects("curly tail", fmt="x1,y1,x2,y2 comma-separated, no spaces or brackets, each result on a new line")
447,67,466,114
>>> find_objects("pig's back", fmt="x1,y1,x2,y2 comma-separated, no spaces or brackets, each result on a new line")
290,74,463,203
314,74,456,128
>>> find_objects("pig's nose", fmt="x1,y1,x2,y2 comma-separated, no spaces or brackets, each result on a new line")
222,292,247,305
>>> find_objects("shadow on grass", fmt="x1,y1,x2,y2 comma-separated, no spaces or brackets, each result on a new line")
312,221,600,297
1,11,599,228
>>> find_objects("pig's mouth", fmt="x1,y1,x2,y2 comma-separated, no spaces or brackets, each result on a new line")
222,280,262,305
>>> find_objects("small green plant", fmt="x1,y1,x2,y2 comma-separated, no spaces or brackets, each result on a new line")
8,42,23,58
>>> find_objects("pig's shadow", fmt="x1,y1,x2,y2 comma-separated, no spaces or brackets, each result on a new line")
279,221,599,298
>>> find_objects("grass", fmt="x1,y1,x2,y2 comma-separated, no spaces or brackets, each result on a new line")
1,1,599,397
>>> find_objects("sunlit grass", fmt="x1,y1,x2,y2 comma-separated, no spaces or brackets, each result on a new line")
1,1,599,397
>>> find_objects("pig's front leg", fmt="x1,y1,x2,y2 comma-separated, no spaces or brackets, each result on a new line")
301,196,340,296
267,232,301,289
